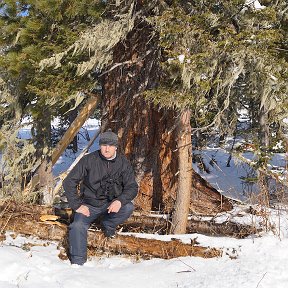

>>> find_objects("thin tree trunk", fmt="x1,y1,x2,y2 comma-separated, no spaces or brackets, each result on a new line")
38,158,54,204
68,109,78,153
171,109,192,234
259,106,269,149
34,109,54,205
258,106,270,206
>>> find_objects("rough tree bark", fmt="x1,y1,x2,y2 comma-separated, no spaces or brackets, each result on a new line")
171,109,193,234
101,20,232,219
34,108,54,205
38,159,54,204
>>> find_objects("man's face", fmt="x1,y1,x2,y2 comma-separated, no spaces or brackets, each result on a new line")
100,144,117,159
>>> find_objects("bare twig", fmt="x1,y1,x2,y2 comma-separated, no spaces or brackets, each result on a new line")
256,272,267,288
177,258,196,272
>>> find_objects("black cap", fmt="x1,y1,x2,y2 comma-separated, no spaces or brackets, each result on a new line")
99,131,118,147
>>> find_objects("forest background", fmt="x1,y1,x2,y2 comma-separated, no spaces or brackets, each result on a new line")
0,0,288,234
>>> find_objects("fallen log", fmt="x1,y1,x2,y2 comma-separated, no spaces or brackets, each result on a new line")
54,207,260,238
0,202,260,239
126,213,260,238
0,209,221,260
87,231,221,260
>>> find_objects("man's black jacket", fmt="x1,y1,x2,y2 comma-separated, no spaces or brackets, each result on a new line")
62,150,138,211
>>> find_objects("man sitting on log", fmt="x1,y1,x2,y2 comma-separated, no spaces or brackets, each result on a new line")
63,130,138,265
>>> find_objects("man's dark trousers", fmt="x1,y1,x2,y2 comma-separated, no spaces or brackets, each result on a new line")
69,202,134,265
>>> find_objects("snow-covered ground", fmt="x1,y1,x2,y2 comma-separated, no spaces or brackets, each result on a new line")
1,214,288,288
193,148,287,203
1,118,288,288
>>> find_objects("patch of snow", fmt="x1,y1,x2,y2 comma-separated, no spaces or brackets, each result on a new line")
2,212,288,288
245,0,266,10
178,54,185,63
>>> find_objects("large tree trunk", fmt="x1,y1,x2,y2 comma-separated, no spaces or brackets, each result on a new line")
101,20,232,216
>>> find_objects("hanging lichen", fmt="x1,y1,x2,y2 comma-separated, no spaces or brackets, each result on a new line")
39,3,136,76
144,1,288,138
0,77,38,198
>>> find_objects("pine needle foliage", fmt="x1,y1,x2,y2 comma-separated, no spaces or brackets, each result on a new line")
0,0,287,195
145,1,288,136
0,0,106,191
39,1,136,75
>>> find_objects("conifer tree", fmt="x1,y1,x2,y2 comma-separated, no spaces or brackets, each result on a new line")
147,1,288,228
0,0,287,232
0,0,105,200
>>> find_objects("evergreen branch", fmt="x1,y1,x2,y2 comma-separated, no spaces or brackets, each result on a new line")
231,151,288,188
